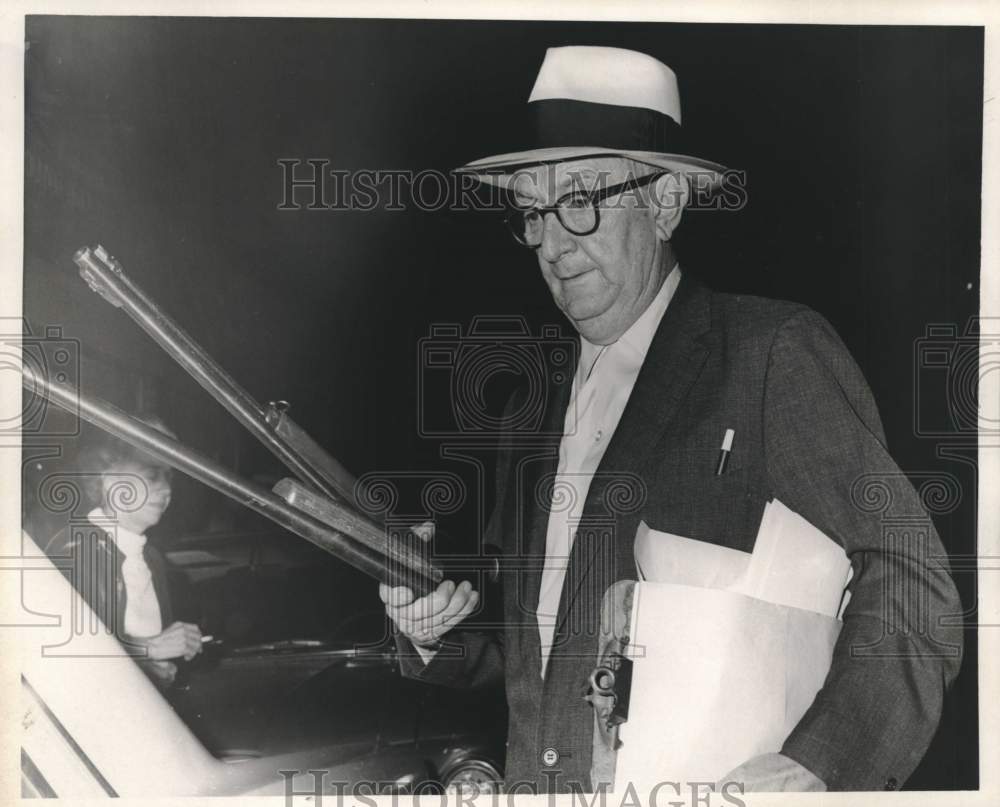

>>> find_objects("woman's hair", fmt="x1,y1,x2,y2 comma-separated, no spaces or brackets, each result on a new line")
76,413,177,506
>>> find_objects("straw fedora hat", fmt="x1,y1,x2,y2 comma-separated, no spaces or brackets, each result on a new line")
454,46,728,189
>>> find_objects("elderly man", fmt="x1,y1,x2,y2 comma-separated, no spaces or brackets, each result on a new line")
380,46,961,793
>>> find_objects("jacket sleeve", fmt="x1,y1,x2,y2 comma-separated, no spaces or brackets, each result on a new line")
396,627,505,689
393,481,507,689
762,310,963,790
394,478,508,691
395,388,522,691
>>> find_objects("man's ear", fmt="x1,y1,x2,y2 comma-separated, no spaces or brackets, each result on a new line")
651,172,690,241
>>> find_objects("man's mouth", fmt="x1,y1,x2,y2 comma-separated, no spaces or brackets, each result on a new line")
558,267,596,284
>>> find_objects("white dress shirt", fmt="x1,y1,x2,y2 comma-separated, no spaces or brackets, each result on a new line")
87,507,163,638
536,266,681,677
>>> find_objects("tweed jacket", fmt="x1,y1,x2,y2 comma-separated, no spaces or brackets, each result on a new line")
399,274,963,792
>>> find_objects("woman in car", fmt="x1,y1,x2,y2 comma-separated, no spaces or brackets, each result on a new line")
44,415,203,689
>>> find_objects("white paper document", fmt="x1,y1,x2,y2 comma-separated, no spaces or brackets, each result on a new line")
634,498,852,619
606,499,853,790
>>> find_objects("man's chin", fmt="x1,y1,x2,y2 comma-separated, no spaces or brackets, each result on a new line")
561,292,608,320
565,307,617,343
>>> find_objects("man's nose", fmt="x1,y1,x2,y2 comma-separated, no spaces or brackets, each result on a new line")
537,210,575,263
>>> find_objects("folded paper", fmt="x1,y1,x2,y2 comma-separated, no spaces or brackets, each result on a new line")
599,499,852,791
634,498,853,618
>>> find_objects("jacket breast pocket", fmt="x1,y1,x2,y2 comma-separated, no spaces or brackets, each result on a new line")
640,451,765,553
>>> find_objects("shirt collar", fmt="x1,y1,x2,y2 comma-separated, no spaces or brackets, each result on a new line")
578,264,682,374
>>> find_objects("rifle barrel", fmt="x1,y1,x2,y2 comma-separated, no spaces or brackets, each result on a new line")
73,245,355,506
21,365,442,595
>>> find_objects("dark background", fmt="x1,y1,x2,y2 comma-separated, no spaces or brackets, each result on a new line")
21,17,982,789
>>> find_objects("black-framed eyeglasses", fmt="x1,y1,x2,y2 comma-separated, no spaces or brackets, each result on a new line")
504,170,666,248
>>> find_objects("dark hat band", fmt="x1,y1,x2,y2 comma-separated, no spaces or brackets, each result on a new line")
530,98,684,155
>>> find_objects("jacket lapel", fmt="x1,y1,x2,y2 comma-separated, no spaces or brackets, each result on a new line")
552,275,716,638
517,361,574,619
505,350,574,684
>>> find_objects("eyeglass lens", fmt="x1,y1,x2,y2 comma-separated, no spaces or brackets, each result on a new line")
516,197,597,246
